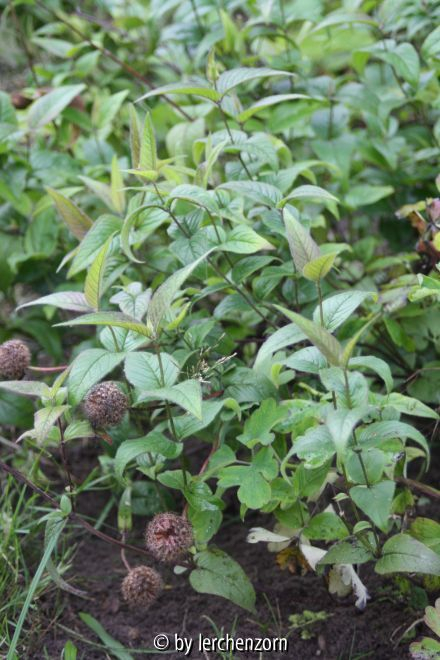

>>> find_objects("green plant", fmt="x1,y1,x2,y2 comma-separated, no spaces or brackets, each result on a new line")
1,0,440,645
410,599,440,659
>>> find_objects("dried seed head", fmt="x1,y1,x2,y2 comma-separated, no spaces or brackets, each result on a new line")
145,512,194,563
84,382,128,428
0,340,31,380
121,566,163,609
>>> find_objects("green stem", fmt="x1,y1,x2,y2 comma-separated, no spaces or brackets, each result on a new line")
154,344,188,487
316,280,324,326
343,368,353,409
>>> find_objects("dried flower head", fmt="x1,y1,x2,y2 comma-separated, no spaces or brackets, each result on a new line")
0,339,31,380
84,382,128,428
145,512,194,563
121,566,163,609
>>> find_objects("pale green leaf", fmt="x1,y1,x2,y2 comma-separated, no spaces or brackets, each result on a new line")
47,188,93,240
275,306,342,366
190,548,256,612
84,235,113,310
28,85,85,129
68,349,125,404
376,534,440,576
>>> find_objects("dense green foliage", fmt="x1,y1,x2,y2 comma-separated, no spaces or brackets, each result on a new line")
0,0,440,654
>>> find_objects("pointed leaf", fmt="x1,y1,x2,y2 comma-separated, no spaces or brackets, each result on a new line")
139,112,157,171
350,481,396,532
47,188,93,240
68,349,125,404
217,67,293,95
303,253,337,281
84,235,113,310
376,534,440,576
283,210,319,272
190,548,256,613
275,306,342,366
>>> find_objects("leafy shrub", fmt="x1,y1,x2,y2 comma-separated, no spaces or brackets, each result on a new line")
1,0,439,628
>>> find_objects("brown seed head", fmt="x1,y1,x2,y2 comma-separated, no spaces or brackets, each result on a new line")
0,340,31,380
121,566,163,609
145,512,194,563
84,382,128,428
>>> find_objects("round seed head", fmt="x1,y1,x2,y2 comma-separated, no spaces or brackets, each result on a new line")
121,566,163,609
145,512,194,563
0,340,31,380
84,382,128,428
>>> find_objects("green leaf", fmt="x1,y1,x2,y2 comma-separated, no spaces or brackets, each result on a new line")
68,349,125,404
313,291,373,332
217,67,293,95
303,253,337,281
124,351,179,389
47,188,93,240
79,176,114,212
137,380,202,419
0,380,50,398
128,104,141,169
79,613,134,660
346,448,386,485
350,481,396,532
219,181,282,207
28,85,85,129
56,312,152,338
68,214,122,276
349,356,393,393
115,431,182,480
283,210,320,272
238,468,271,509
237,399,288,447
326,407,367,457
375,534,440,576
222,225,274,254
254,323,306,369
136,82,221,103
345,185,394,208
383,393,439,420
139,111,157,172
279,185,339,208
357,420,429,457
318,541,373,566
84,235,113,310
18,291,92,313
292,426,335,468
422,25,440,59
147,251,213,336
425,602,440,638
34,405,70,444
190,548,256,612
304,512,349,542
236,94,314,123
110,156,125,214
410,518,440,555
275,306,342,366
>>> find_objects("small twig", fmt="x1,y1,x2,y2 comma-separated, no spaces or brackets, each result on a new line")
396,476,440,500
120,532,132,572
29,365,68,373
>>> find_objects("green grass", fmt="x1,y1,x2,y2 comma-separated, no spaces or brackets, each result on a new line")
0,475,65,656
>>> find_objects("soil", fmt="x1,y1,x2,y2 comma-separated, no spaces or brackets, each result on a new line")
21,469,440,659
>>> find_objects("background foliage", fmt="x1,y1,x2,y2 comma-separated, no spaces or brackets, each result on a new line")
0,0,439,656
